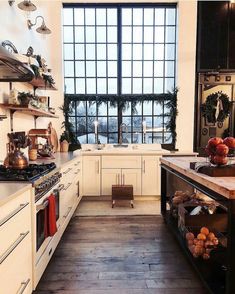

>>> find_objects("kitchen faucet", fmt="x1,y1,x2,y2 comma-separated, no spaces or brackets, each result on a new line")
119,123,128,144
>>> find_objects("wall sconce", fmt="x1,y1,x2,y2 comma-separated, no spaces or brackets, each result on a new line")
27,16,51,34
17,0,37,12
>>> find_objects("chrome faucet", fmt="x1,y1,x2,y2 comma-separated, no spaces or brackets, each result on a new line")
119,123,128,144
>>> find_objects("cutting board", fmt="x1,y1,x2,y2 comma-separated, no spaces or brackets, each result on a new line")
48,122,58,152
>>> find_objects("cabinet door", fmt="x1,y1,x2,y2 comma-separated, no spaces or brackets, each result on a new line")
122,169,141,195
142,156,159,196
101,169,121,195
82,156,100,196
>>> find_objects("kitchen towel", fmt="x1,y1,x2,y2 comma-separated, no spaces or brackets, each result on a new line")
47,194,57,237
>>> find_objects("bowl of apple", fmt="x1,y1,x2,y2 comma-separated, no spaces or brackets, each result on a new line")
205,137,235,166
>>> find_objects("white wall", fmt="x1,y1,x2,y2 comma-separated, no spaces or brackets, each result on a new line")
0,0,197,161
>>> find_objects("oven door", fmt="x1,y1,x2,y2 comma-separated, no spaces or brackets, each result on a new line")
36,188,60,252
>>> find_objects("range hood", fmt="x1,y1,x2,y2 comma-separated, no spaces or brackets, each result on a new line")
0,45,34,82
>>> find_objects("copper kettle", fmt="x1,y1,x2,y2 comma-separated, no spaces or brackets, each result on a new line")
4,132,30,169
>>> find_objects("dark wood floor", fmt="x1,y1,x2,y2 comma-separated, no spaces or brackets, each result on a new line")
34,215,206,294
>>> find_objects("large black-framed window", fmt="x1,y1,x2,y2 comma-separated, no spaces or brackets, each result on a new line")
63,4,177,144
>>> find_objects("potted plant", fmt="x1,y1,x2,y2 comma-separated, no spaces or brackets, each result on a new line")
59,131,70,152
17,92,34,106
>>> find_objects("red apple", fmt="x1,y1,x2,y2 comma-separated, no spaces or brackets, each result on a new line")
209,155,216,165
216,144,229,156
213,155,228,166
223,137,235,149
208,137,223,148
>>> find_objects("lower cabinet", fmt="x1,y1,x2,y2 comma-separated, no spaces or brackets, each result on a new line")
0,188,32,294
82,156,101,196
142,156,160,196
102,168,141,195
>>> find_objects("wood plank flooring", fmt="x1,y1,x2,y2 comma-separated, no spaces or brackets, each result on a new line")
34,216,206,294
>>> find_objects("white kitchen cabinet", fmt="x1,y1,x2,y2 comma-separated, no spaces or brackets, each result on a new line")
102,168,141,196
82,156,101,196
122,168,142,195
142,156,160,196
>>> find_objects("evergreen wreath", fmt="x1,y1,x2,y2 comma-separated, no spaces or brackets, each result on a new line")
201,91,231,123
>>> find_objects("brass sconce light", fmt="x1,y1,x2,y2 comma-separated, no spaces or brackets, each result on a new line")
27,16,51,34
17,0,37,11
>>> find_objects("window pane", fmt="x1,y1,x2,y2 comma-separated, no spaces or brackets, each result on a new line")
122,44,132,60
144,44,153,60
154,102,163,114
166,27,175,43
154,78,164,93
122,78,131,94
155,8,165,25
85,9,95,25
155,44,164,60
165,61,175,77
108,102,117,115
98,102,107,116
97,44,107,59
75,44,85,60
108,27,117,43
108,78,117,94
155,27,164,43
108,44,117,60
133,78,142,93
63,8,73,25
144,9,154,25
75,27,84,43
86,44,95,59
65,78,74,94
107,9,117,25
133,27,142,43
133,117,142,131
133,9,143,25
166,8,176,25
96,9,106,25
63,26,73,42
108,61,117,77
144,61,153,76
144,27,153,43
122,9,132,25
99,117,108,132
122,27,132,43
64,61,74,77
165,44,175,60
74,8,84,25
86,61,96,77
143,101,152,115
77,102,86,116
86,27,96,43
97,27,106,42
133,44,142,60
75,61,85,77
165,78,174,92
154,61,164,77
64,44,74,60
97,78,107,94
86,78,96,94
133,61,142,77
122,102,131,116
143,78,153,93
109,117,118,131
122,61,132,77
87,102,96,116
75,78,85,94
97,61,106,77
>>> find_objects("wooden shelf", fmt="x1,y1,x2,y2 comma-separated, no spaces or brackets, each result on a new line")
29,77,57,90
0,104,58,118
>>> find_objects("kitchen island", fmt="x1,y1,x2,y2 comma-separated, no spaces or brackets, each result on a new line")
160,156,235,294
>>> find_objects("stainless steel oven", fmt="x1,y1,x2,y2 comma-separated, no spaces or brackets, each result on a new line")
36,188,60,251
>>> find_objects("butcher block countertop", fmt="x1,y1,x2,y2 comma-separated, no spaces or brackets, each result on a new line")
160,156,235,200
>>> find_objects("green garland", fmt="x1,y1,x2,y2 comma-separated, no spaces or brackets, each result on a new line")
63,88,178,148
201,91,231,123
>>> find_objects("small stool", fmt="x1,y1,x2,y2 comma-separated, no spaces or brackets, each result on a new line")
112,185,134,208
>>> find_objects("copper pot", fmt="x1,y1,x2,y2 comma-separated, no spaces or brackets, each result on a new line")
4,148,29,169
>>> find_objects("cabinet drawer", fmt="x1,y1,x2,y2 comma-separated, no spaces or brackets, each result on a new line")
0,202,31,257
0,232,32,294
102,156,141,169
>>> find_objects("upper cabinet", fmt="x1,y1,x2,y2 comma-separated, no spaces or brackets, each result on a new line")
197,1,235,71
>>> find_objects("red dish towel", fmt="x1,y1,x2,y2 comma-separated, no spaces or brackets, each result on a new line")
47,194,57,237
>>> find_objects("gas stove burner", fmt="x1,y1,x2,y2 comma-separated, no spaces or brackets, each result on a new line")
0,162,56,182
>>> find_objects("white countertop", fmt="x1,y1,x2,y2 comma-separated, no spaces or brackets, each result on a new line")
0,182,31,207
